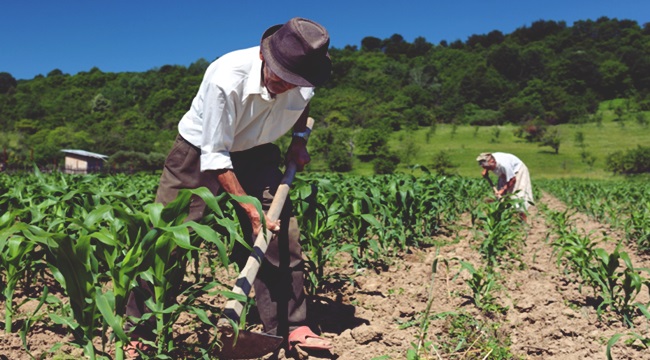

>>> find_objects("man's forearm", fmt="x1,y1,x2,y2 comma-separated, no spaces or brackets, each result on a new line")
214,169,246,196
214,169,255,211
213,168,262,227
500,177,517,194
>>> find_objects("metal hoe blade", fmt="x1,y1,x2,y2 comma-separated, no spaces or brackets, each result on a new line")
218,326,284,359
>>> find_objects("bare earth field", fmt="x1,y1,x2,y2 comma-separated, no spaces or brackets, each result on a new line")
1,192,649,360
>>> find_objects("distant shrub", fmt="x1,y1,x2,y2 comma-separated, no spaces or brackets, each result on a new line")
606,146,650,174
109,150,165,172
430,150,459,176
373,152,400,174
513,119,547,142
327,145,353,172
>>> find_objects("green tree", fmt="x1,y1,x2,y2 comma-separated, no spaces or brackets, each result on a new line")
373,151,400,174
599,59,631,98
487,43,523,81
144,89,178,128
30,126,95,164
430,150,458,176
0,72,17,94
91,93,112,114
361,36,382,52
606,146,650,174
355,128,389,158
311,126,353,172
539,127,561,154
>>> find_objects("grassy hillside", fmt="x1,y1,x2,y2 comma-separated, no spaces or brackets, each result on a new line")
327,100,649,179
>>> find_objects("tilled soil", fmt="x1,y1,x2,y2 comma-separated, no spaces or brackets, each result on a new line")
1,192,649,359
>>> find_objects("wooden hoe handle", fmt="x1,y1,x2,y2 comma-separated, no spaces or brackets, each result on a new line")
221,117,314,324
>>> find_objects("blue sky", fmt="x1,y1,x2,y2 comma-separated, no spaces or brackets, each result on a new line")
2,0,648,80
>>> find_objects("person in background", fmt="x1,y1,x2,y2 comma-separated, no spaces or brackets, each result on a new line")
476,152,534,221
124,17,333,358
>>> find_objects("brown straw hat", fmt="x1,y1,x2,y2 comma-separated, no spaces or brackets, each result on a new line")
260,17,332,87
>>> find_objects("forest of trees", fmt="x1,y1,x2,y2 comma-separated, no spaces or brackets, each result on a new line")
1,17,649,172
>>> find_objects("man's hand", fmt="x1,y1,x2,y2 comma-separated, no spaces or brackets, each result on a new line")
287,137,311,171
215,169,282,236
481,168,489,177
240,202,281,236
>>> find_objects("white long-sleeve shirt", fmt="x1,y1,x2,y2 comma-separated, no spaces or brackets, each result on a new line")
491,152,523,183
178,46,314,172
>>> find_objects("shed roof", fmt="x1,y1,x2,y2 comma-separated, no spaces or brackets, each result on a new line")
61,149,109,160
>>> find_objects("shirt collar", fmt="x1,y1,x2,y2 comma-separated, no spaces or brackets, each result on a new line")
244,54,275,101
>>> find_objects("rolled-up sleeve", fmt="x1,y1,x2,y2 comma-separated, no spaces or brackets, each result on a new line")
200,82,235,171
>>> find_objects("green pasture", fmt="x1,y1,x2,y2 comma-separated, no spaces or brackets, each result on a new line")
339,101,649,179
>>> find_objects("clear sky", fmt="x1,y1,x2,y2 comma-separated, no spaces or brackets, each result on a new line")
2,0,648,80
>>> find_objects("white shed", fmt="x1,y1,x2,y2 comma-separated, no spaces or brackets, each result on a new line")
61,149,108,174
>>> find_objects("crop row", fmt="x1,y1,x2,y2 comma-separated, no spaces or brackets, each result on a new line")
542,205,650,358
0,171,485,359
538,178,650,252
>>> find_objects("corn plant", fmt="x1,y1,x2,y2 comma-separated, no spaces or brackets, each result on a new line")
542,207,576,239
292,179,342,293
472,193,525,269
0,220,37,332
335,184,385,268
586,247,650,327
607,332,650,360
546,206,650,328
122,187,240,358
624,201,650,252
455,260,503,313
539,178,650,253
0,172,237,359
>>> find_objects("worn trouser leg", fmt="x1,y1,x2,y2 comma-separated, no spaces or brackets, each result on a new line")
230,145,307,338
125,137,306,340
512,163,534,211
125,135,221,340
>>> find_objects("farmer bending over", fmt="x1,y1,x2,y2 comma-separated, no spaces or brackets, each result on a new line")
124,17,333,357
476,152,534,222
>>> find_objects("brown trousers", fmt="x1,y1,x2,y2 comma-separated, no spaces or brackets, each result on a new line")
125,135,307,339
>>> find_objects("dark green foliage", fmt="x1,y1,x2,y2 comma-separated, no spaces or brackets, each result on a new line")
606,146,650,174
310,126,353,172
0,72,17,94
430,150,458,176
539,127,561,154
514,119,547,142
108,151,167,172
356,128,389,157
373,152,400,174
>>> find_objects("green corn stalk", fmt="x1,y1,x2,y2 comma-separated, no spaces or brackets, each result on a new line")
473,193,523,268
552,231,598,282
127,188,243,356
19,285,51,358
456,260,499,312
587,248,650,326
606,332,650,360
624,201,650,252
0,220,36,332
292,180,341,292
48,234,102,359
